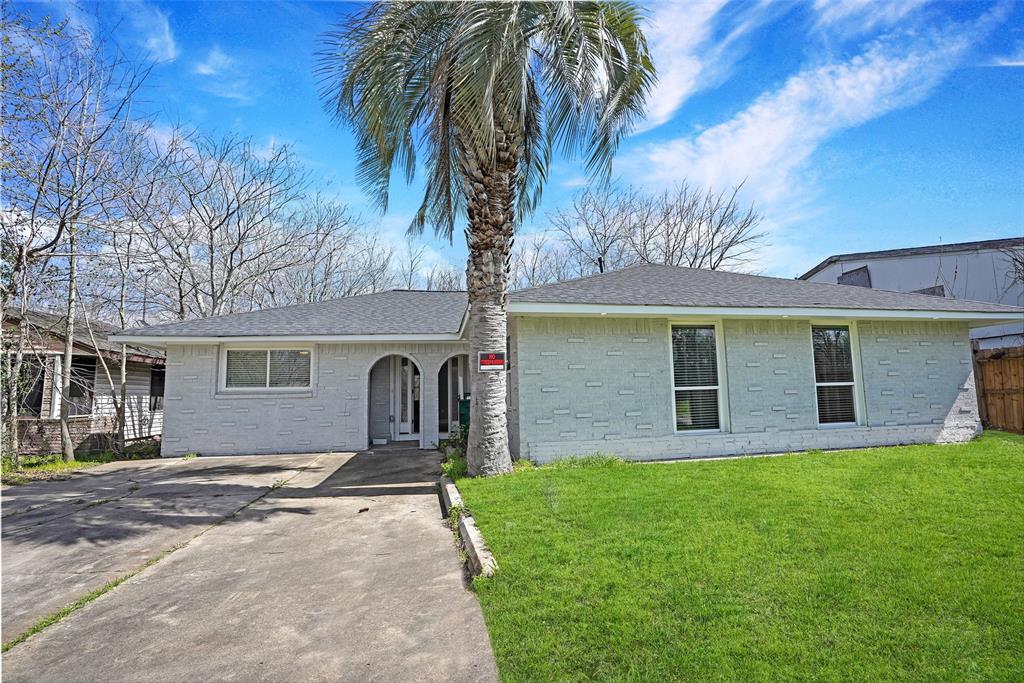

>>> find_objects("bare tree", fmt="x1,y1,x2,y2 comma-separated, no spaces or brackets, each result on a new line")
547,185,640,277
425,264,463,291
510,232,568,289
1000,245,1024,288
396,238,427,290
544,181,765,281
136,134,311,318
2,13,151,462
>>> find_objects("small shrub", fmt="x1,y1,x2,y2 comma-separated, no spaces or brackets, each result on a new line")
512,458,535,472
447,502,468,527
441,451,468,480
182,452,199,461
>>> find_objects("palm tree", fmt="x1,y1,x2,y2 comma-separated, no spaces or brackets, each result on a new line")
319,1,654,476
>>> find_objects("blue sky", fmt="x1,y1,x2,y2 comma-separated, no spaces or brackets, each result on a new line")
21,0,1024,277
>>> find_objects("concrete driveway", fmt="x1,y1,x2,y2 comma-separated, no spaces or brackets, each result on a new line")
1,450,498,682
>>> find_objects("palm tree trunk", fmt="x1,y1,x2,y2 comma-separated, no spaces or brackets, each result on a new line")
463,128,516,477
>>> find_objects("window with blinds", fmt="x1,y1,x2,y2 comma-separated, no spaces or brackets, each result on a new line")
672,325,721,431
811,326,856,424
225,349,311,390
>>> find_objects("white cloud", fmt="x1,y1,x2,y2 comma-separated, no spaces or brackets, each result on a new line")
193,46,254,104
194,46,235,76
126,2,178,62
636,1,773,133
988,42,1024,66
631,12,1002,212
813,0,930,34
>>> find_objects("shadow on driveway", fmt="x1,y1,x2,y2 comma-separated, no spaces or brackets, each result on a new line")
1,448,498,682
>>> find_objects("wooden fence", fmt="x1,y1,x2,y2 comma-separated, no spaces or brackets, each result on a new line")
972,345,1024,434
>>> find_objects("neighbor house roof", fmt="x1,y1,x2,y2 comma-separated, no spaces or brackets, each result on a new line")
508,263,1024,317
4,308,164,362
798,237,1024,281
112,290,469,341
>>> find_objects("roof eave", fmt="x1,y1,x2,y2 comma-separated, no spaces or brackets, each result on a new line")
507,301,1022,326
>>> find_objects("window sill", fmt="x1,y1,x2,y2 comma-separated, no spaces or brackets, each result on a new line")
215,389,315,400
816,422,860,430
674,428,726,436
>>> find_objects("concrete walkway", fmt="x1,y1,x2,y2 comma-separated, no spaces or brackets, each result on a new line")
2,450,498,682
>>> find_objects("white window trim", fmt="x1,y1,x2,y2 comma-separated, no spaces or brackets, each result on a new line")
218,344,315,393
809,322,865,427
667,320,730,434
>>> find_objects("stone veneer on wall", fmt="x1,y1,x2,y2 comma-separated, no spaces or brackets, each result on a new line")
511,316,979,463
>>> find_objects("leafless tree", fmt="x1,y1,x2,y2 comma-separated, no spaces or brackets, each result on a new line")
638,181,765,271
135,134,311,318
1000,245,1024,288
543,181,765,281
2,14,151,462
425,264,463,291
547,185,641,277
510,232,569,289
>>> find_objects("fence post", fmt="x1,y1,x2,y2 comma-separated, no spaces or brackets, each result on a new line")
971,340,988,425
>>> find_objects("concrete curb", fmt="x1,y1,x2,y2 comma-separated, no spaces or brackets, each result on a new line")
438,477,498,578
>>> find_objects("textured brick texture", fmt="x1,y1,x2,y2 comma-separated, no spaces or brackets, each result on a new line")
511,317,980,463
161,342,468,457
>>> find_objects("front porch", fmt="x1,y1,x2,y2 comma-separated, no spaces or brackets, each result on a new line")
367,352,469,449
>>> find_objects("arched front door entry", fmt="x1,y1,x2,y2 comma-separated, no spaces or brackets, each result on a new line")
438,354,469,439
368,355,421,445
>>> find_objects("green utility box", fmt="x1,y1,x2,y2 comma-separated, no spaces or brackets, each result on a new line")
458,398,470,431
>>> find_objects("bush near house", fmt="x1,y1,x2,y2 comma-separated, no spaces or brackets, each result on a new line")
458,432,1024,681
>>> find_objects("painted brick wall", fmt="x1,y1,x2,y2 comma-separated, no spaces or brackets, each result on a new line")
722,319,818,433
513,316,980,463
511,316,676,450
162,341,467,457
857,320,978,440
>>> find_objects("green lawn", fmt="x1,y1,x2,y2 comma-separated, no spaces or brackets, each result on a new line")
458,432,1024,681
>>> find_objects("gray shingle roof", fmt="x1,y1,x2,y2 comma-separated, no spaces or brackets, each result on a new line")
5,308,164,360
115,265,1022,340
115,290,468,338
509,263,1024,314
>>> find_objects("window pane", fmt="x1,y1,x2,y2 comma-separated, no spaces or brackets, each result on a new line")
19,357,46,416
812,327,853,383
817,385,856,423
226,350,266,388
269,350,311,388
675,389,720,430
68,357,96,416
672,326,718,387
150,368,166,411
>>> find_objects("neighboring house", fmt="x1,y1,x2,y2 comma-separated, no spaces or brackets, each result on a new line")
799,238,1024,349
5,309,166,455
110,264,1022,462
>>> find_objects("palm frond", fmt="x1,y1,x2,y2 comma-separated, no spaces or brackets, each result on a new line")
316,0,655,242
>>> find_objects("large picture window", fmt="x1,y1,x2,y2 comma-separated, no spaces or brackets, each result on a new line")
672,325,721,431
224,349,311,390
811,326,857,424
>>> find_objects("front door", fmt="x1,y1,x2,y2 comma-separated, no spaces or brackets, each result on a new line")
391,356,420,441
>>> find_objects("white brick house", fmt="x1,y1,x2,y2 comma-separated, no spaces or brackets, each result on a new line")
111,265,1022,461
